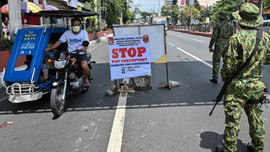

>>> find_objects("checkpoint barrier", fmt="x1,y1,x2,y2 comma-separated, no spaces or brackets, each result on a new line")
106,25,171,95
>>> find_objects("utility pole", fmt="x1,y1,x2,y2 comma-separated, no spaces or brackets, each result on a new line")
190,0,194,30
94,0,101,31
41,0,45,25
190,6,192,30
8,0,22,40
257,0,263,15
158,0,160,16
0,0,3,39
98,0,102,31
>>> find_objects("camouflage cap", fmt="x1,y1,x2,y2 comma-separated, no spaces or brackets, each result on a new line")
219,11,229,20
232,3,263,28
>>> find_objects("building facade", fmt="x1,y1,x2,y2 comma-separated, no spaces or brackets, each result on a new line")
164,0,173,6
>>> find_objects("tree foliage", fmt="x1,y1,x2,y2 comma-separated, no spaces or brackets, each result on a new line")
212,0,243,21
185,0,200,10
140,11,151,22
199,8,213,22
264,0,270,11
100,0,133,28
179,6,199,25
161,4,180,24
83,1,96,11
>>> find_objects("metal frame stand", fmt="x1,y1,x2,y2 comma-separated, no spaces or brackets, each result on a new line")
106,80,135,96
165,62,172,89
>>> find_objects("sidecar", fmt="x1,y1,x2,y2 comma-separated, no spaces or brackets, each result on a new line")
1,27,66,103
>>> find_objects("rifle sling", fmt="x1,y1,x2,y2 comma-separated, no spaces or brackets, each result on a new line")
209,28,263,116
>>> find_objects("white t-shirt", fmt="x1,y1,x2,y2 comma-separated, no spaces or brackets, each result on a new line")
59,29,89,53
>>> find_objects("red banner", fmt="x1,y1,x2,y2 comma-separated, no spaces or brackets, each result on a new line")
179,0,186,6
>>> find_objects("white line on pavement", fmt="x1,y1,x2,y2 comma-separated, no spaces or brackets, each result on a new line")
0,96,8,103
89,42,106,52
192,38,203,42
107,78,129,152
176,47,212,68
177,35,184,38
168,42,175,47
266,94,270,100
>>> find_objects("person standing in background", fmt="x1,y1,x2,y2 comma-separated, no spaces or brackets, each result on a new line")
209,11,234,83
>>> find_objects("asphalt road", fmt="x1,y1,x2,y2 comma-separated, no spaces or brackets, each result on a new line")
0,30,269,152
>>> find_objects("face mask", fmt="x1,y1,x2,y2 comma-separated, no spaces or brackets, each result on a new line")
72,26,80,33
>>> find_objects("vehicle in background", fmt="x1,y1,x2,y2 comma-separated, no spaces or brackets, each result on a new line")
151,16,167,30
129,20,144,26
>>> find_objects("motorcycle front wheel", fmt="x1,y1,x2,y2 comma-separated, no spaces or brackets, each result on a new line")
50,84,66,117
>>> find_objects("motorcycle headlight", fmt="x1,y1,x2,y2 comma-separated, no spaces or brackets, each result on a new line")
54,60,66,69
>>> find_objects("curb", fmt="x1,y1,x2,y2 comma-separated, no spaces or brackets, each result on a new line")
171,29,212,38
89,33,112,46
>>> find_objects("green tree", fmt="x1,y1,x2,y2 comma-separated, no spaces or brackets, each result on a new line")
170,5,180,24
264,0,270,11
212,0,242,21
186,0,200,10
199,8,213,22
140,11,151,22
179,6,199,25
161,4,180,25
83,1,96,11
161,5,170,16
100,0,133,28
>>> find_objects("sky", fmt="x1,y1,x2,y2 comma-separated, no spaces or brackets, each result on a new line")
131,0,165,13
131,0,218,13
199,0,218,6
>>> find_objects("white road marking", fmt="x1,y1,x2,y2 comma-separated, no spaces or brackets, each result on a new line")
107,78,129,152
176,47,212,68
266,94,270,100
192,38,203,42
0,96,8,103
89,42,106,52
168,42,175,47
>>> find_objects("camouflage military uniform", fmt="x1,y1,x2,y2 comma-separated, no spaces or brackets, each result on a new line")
220,3,270,152
209,16,234,81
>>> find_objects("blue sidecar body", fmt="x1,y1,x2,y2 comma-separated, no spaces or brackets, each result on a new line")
1,27,66,103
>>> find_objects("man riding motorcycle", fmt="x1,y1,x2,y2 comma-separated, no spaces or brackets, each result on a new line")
46,18,90,87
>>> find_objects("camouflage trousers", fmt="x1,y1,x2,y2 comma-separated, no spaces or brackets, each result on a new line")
212,42,226,80
222,79,265,152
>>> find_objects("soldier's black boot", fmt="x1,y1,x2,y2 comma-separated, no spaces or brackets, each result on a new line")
246,142,255,152
210,78,218,83
216,145,223,152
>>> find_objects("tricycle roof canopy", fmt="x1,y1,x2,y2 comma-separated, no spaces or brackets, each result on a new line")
40,10,98,18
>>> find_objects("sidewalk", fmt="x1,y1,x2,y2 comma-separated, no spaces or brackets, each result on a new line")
170,29,212,38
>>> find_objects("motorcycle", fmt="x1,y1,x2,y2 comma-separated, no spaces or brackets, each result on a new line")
49,41,95,117
1,10,97,116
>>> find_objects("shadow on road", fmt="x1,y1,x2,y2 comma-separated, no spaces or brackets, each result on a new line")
200,131,247,152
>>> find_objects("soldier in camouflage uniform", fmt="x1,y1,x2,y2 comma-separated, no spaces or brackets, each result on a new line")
217,3,270,152
209,11,234,83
